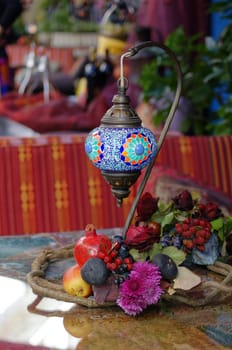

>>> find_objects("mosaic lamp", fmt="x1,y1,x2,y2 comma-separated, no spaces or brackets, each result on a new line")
85,41,182,232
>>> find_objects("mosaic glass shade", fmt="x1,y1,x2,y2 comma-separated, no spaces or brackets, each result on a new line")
85,127,157,172
85,82,158,206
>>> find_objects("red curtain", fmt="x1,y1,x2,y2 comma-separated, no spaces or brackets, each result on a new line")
135,0,210,41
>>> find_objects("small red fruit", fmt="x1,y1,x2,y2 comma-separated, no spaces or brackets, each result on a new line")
196,245,205,252
123,257,133,264
110,250,118,258
175,223,183,234
107,262,117,271
189,226,196,234
115,257,122,266
200,220,207,227
104,256,111,263
193,219,200,226
194,236,205,245
182,223,190,231
182,230,192,238
183,240,193,250
127,263,133,271
204,231,211,240
195,230,206,238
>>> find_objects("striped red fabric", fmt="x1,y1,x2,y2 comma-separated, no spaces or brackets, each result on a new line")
157,135,232,197
0,134,231,236
0,134,136,235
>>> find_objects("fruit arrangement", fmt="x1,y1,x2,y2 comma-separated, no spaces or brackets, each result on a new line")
62,190,232,316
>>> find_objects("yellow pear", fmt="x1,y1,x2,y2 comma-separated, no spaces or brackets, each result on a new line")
63,264,92,297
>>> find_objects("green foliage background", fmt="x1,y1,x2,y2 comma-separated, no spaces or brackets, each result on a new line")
139,1,232,135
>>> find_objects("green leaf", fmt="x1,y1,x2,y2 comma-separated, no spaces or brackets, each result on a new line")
162,246,186,266
175,212,189,222
224,216,232,228
129,249,149,262
148,243,163,261
161,212,175,228
210,217,224,231
222,217,232,239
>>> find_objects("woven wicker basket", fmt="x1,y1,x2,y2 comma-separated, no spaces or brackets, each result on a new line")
27,244,232,315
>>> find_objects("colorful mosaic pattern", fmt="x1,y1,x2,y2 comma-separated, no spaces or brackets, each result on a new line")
85,131,104,164
120,131,154,166
85,127,157,172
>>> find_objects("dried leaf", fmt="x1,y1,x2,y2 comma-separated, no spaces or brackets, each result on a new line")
173,266,201,290
167,286,176,295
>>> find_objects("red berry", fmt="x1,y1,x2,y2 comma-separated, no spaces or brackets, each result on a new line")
193,219,200,226
110,250,118,258
104,256,111,263
107,262,117,271
127,263,133,271
195,229,206,238
183,223,190,231
189,226,196,234
183,240,193,250
115,257,122,266
111,262,118,271
123,257,133,264
182,230,192,238
194,236,205,245
198,203,205,211
175,223,183,234
199,220,207,227
106,262,112,270
204,231,211,240
196,245,205,252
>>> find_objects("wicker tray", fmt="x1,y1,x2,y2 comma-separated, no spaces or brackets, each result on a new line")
27,244,232,315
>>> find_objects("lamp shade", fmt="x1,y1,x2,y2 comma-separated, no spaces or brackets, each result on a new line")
85,127,157,172
85,85,157,206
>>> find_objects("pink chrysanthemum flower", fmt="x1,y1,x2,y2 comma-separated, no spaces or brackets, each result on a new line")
117,292,147,316
117,261,163,316
132,261,162,282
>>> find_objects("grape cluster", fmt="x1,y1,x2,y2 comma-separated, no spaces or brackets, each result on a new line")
160,232,182,249
98,235,134,285
175,218,211,252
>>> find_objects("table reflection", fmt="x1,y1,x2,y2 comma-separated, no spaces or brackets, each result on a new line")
27,297,232,350
62,304,230,350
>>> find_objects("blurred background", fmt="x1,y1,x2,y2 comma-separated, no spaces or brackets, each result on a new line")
0,0,231,136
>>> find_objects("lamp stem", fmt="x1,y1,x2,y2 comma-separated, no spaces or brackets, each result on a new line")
120,51,131,89
122,41,183,237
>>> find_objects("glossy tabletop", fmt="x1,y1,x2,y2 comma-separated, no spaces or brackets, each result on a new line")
0,231,232,350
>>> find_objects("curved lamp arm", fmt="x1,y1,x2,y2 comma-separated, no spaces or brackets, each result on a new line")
122,41,183,236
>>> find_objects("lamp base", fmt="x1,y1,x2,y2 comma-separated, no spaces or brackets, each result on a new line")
101,170,141,207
